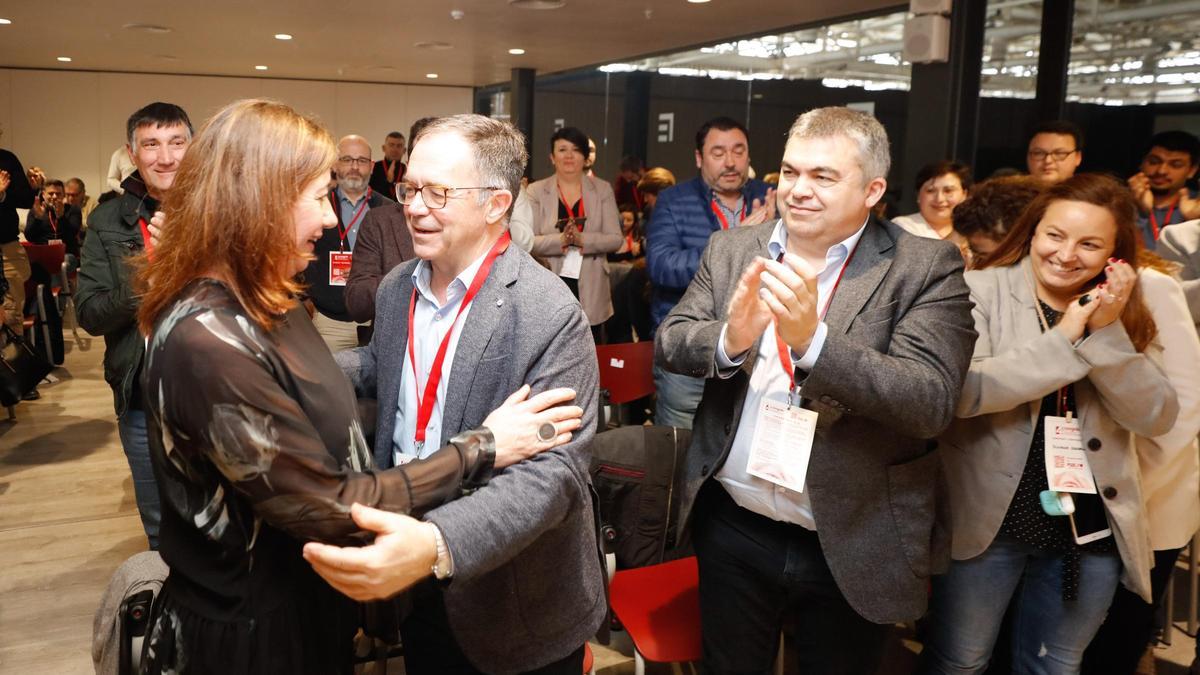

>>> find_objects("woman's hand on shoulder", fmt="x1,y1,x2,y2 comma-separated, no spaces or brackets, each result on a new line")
483,385,584,469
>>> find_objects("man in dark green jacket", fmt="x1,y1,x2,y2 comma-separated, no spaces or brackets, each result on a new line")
77,102,192,549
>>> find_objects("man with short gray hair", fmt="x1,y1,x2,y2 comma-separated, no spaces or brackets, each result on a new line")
657,106,976,672
305,114,606,674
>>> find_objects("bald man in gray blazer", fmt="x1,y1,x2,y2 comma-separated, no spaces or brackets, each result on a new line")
657,107,977,673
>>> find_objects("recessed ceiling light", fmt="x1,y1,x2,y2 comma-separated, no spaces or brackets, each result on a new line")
255,65,269,71
414,41,454,50
274,33,292,40
123,23,173,34
57,56,72,62
426,73,439,79
686,0,711,3
508,0,566,9
509,48,526,55
0,18,12,25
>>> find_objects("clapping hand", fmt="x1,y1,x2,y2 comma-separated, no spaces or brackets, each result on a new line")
0,170,10,195
722,258,774,357
1179,188,1200,221
742,188,778,226
759,254,820,354
1086,258,1136,332
1127,173,1153,214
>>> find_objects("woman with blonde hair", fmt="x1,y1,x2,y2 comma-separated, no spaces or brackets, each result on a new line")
134,99,582,674
920,173,1179,674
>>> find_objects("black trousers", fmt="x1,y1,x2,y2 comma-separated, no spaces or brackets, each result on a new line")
692,482,888,675
1080,547,1183,674
401,580,585,675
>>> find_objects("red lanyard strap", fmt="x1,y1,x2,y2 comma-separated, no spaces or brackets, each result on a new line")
407,231,512,447
329,189,372,252
47,208,59,236
557,182,586,228
773,242,859,390
138,217,154,260
711,198,748,230
1148,196,1179,241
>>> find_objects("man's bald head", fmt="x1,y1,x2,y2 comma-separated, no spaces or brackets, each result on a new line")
334,135,373,194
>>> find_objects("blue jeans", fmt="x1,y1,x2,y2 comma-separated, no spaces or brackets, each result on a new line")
921,539,1120,675
118,409,161,549
652,363,706,430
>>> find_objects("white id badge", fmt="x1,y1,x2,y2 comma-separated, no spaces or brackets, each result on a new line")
329,251,353,286
1043,415,1097,494
48,238,63,247
746,398,818,493
560,247,583,280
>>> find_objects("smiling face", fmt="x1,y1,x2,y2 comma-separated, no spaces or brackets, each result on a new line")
695,127,750,197
1029,199,1117,300
128,122,190,200
776,133,885,257
917,172,968,229
289,173,338,276
405,131,509,280
1027,132,1081,184
1141,145,1198,196
550,139,586,178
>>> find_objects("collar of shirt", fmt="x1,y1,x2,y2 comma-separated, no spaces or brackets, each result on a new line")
336,187,369,209
766,215,869,279
710,188,745,218
411,245,493,314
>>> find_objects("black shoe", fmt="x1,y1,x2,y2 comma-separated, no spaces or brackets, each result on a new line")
21,388,39,401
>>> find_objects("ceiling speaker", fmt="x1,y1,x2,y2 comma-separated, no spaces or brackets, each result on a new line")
910,0,952,14
903,14,950,64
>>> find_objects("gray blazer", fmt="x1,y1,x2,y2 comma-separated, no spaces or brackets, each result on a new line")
657,217,977,624
939,259,1178,601
336,244,607,673
1156,219,1200,327
527,175,623,325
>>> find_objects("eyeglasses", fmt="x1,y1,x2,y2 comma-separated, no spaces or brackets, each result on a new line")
397,184,504,209
1027,149,1076,163
337,156,372,167
707,146,748,161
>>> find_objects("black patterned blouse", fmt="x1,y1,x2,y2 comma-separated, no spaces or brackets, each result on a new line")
138,278,486,674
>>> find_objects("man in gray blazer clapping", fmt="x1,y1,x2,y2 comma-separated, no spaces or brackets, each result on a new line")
657,107,977,673
305,114,606,675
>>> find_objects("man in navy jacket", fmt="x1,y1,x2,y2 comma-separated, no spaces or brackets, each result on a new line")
647,116,773,428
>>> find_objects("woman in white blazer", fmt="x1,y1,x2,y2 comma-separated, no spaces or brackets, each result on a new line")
527,127,622,341
920,174,1179,675
1081,263,1200,672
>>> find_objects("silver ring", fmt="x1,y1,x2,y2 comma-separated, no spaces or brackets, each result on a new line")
537,422,556,442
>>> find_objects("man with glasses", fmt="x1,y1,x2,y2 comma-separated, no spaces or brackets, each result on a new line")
64,177,97,230
647,116,774,429
303,134,394,352
306,114,605,674
1026,120,1084,185
1128,130,1200,247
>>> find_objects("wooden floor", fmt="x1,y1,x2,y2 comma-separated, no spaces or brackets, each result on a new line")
2,320,1197,675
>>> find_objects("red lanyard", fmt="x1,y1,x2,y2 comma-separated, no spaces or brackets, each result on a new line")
711,198,747,230
1148,197,1179,241
47,208,59,237
329,189,372,252
557,183,585,228
406,231,512,448
625,233,635,251
138,217,154,260
773,242,859,391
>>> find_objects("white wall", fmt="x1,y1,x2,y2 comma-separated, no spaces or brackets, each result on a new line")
0,68,473,196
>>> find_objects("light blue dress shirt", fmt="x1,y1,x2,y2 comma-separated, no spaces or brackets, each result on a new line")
713,217,867,529
392,251,490,466
336,187,371,250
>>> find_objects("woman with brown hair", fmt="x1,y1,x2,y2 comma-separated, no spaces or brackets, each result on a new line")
919,173,1179,674
133,99,583,674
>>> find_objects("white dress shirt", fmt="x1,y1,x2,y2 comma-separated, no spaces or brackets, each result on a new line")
392,249,491,465
713,217,867,529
